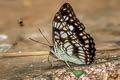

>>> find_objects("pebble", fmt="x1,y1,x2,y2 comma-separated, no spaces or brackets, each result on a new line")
0,34,8,41
0,44,12,52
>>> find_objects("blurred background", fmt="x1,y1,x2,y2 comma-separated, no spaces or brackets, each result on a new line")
0,0,120,53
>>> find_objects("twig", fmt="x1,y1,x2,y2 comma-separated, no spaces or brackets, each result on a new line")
0,51,49,57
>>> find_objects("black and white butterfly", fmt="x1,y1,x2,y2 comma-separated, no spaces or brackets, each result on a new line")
50,3,96,65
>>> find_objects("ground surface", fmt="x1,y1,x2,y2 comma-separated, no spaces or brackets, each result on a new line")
0,0,120,80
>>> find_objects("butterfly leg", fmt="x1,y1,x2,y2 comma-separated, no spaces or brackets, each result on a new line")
48,53,54,67
65,61,71,68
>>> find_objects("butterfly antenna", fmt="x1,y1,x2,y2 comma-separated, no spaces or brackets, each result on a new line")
38,28,51,46
29,38,50,47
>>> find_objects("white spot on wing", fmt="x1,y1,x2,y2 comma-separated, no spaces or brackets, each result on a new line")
57,16,60,19
78,47,83,50
63,16,66,18
54,22,57,27
60,31,67,38
65,17,69,21
63,27,67,30
67,45,73,49
72,41,76,44
62,33,67,38
67,10,70,13
70,19,73,22
85,40,89,43
64,42,71,48
63,8,67,11
69,25,74,31
78,52,85,56
79,33,83,36
78,50,84,53
75,43,79,46
74,23,78,26
55,31,59,36
85,45,89,48
90,40,93,43
69,14,72,17
60,19,63,22
78,55,85,59
60,31,64,35
59,25,63,29
62,22,66,26
57,23,60,28
83,36,87,39
54,35,59,39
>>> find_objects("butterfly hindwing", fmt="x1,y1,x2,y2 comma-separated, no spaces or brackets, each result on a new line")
51,3,96,64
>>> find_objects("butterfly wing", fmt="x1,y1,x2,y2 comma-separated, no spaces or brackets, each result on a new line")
52,3,95,64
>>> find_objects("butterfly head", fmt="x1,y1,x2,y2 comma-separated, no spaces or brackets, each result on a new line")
49,46,55,54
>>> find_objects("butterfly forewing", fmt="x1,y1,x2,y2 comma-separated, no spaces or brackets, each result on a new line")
52,3,96,64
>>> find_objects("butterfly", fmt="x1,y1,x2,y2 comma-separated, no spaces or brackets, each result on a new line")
49,3,96,65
